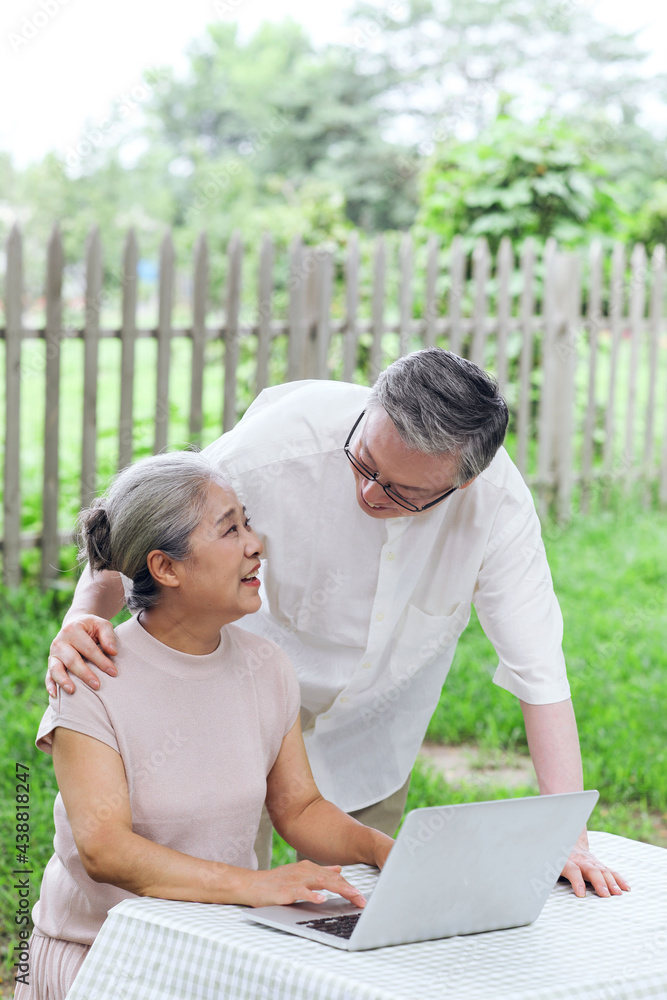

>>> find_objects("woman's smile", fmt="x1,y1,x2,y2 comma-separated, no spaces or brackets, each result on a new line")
241,562,261,587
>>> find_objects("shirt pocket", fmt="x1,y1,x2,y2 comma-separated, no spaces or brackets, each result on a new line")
389,603,471,707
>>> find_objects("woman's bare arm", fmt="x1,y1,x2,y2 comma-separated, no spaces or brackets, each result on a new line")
53,727,371,908
266,719,394,869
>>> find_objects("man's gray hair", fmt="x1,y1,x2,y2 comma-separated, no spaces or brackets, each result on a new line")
367,348,509,485
78,451,228,613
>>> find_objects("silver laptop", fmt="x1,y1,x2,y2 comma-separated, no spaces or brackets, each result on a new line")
245,790,599,950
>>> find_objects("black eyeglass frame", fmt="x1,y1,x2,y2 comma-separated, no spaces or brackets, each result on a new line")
343,410,458,512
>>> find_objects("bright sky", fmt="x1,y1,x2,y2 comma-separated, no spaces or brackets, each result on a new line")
1,0,665,168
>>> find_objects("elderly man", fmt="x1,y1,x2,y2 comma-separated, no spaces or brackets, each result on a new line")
47,348,628,898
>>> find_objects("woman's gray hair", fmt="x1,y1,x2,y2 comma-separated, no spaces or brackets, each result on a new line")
367,348,509,485
78,452,228,614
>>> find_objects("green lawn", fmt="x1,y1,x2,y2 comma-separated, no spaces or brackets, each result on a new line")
2,506,666,973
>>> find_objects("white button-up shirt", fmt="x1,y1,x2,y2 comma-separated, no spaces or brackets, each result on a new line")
203,380,570,812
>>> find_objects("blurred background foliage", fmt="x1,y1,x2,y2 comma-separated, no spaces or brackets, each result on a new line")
1,0,667,298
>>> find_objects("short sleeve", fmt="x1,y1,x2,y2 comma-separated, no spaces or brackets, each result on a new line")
474,495,571,705
280,649,302,737
36,669,121,757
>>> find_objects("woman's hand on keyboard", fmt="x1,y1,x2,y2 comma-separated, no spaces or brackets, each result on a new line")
241,861,368,908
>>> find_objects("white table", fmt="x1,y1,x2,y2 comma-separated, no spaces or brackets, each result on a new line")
66,832,667,1000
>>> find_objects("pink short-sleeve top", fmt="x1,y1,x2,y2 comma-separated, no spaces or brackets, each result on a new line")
33,615,301,945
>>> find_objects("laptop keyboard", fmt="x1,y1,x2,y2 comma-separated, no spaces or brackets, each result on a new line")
296,913,362,939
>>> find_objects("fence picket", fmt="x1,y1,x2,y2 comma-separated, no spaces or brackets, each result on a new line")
603,243,625,499
370,235,385,381
255,233,274,396
536,239,558,516
287,236,306,381
624,243,646,490
553,253,580,520
425,234,439,348
646,245,665,505
399,232,413,358
3,226,22,585
303,252,320,379
343,232,360,382
447,235,464,356
189,233,208,446
81,226,102,512
315,250,334,379
516,238,535,477
42,225,65,585
581,241,602,512
118,230,138,471
495,237,512,389
155,231,174,453
471,238,490,367
223,232,242,433
661,359,667,506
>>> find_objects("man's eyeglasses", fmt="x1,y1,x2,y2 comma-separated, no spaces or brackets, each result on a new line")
343,410,458,512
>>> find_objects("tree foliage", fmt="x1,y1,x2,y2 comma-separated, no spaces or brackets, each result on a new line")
417,111,628,251
1,0,666,284
348,0,665,142
142,20,418,231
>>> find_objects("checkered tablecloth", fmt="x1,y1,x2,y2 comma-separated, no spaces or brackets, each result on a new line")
65,832,667,1000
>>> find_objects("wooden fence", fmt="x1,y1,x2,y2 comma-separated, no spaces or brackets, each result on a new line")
1,223,666,587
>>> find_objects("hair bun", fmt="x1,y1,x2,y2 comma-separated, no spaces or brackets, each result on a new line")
79,501,114,572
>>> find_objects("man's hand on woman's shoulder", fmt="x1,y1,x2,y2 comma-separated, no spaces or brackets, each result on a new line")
47,615,118,697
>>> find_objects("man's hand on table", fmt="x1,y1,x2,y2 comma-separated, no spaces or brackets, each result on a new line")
561,835,630,898
46,615,118,697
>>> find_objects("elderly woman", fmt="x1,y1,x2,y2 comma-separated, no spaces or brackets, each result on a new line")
19,452,393,1000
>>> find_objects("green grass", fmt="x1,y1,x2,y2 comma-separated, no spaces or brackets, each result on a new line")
2,505,666,972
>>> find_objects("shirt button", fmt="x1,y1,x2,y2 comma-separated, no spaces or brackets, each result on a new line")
320,714,331,721
376,612,385,622
386,552,395,561
362,661,372,669
339,696,349,704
